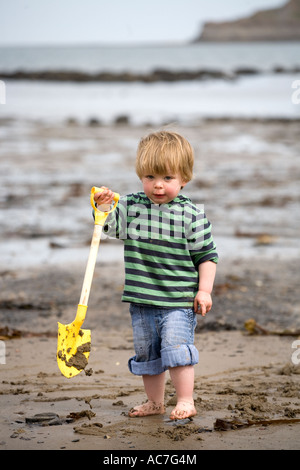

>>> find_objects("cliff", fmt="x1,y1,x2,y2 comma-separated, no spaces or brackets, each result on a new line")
194,0,300,42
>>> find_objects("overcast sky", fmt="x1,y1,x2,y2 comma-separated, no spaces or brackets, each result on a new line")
0,0,288,46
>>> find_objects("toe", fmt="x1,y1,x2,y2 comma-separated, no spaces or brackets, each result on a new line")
170,402,197,420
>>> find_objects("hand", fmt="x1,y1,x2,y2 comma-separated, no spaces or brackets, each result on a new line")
193,290,212,316
94,187,115,208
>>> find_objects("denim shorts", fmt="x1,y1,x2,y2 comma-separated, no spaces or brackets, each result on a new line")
128,303,199,376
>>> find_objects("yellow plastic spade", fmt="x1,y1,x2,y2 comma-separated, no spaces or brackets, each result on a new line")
57,186,119,378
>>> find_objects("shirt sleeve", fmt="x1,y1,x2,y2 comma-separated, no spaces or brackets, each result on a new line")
98,195,128,239
186,207,219,267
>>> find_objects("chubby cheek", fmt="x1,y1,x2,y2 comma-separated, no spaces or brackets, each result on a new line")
142,179,152,196
166,182,182,198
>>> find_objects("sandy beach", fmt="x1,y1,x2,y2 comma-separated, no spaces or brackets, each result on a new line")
0,118,300,451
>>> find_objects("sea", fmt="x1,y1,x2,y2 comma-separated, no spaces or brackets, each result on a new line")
0,42,300,124
0,42,300,274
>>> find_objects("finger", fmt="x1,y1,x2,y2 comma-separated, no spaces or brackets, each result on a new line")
94,191,105,202
195,301,206,316
103,192,114,203
199,301,207,317
95,189,113,203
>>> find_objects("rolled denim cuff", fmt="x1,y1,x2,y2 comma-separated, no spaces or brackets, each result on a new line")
128,356,165,376
161,344,199,369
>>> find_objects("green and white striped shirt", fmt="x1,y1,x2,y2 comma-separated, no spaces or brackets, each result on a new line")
102,192,218,308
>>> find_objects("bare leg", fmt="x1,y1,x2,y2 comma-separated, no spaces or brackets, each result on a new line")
169,365,197,420
128,372,166,417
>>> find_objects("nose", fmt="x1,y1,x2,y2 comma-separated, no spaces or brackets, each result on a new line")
154,178,163,188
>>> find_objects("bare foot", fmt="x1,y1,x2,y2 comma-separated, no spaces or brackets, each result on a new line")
169,401,197,420
128,400,165,418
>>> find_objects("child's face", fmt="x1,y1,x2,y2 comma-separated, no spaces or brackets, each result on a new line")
141,172,187,205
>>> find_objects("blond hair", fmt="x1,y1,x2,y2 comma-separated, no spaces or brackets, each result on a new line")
135,131,194,183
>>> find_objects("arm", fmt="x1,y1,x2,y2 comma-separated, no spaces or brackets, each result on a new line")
193,261,216,316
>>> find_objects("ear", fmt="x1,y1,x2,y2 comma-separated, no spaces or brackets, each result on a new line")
180,180,188,190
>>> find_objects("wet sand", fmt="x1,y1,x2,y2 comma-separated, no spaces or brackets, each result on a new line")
0,119,300,450
1,330,300,451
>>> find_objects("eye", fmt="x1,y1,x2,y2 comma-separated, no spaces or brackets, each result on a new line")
145,175,154,180
164,176,174,181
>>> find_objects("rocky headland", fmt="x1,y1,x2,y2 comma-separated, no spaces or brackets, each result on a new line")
194,0,300,42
